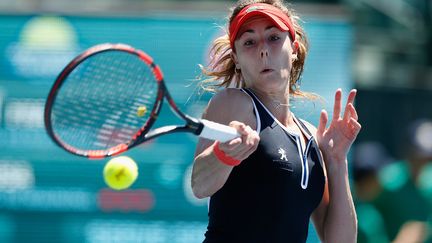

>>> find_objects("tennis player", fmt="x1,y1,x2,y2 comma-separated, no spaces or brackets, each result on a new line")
192,1,361,242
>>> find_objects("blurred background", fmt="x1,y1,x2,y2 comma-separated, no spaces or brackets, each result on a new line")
0,0,431,242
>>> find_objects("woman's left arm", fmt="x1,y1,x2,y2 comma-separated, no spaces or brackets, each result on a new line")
312,89,362,243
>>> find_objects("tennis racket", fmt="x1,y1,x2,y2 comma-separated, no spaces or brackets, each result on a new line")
44,43,239,159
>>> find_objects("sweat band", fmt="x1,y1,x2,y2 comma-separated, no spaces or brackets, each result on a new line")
213,141,241,166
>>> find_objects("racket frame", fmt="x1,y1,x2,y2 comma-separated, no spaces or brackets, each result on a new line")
44,43,204,159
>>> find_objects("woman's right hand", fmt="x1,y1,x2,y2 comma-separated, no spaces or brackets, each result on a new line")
217,120,260,163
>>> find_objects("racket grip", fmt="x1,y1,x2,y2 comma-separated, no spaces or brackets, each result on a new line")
199,119,240,143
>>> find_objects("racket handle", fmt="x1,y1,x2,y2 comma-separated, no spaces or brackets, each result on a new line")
199,119,240,143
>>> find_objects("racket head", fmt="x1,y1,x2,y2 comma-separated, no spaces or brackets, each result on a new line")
44,43,165,159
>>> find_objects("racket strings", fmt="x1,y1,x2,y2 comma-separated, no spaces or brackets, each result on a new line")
51,50,158,151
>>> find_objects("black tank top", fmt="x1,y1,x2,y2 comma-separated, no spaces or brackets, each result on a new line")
203,89,325,243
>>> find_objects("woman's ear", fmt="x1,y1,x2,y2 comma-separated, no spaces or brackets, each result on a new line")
231,52,240,69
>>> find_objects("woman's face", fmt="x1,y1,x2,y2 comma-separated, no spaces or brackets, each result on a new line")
232,16,295,93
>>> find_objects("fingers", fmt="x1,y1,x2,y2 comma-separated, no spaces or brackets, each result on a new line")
225,121,248,146
348,103,358,120
224,134,260,160
331,88,357,121
228,121,249,137
317,109,328,136
348,117,362,138
332,88,342,120
343,89,357,121
218,121,260,160
346,89,357,105
236,144,259,160
321,89,358,130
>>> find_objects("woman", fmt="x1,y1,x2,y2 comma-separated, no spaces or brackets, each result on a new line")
192,1,361,242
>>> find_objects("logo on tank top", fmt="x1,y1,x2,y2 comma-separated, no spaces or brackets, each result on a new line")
273,147,293,172
278,148,288,161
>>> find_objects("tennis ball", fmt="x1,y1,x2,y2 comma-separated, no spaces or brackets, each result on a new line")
103,156,138,190
137,106,147,117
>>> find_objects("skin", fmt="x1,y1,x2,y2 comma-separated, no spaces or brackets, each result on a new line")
192,16,361,243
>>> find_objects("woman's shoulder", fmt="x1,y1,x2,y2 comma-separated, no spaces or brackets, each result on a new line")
203,88,256,127
206,88,253,109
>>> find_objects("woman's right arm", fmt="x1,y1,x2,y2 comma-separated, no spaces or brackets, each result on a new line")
191,89,259,199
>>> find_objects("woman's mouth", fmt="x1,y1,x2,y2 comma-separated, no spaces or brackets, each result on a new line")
261,69,274,73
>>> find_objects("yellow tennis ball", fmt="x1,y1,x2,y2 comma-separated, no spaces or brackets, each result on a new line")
103,156,138,190
137,106,147,117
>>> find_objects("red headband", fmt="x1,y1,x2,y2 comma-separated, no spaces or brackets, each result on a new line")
229,3,296,49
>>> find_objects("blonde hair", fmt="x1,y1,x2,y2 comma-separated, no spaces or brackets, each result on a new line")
199,0,317,100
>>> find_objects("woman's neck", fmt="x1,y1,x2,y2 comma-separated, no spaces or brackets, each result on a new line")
249,87,295,126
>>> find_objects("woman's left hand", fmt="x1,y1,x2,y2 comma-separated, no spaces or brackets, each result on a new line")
316,89,361,165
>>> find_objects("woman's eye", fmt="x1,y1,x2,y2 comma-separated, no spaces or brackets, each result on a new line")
269,35,280,41
244,40,255,46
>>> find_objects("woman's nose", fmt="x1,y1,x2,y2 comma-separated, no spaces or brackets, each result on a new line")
260,47,269,58
261,49,268,58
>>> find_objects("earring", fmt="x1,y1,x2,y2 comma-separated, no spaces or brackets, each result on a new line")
293,40,299,53
292,40,299,62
